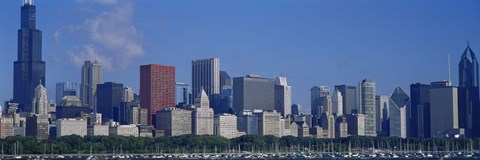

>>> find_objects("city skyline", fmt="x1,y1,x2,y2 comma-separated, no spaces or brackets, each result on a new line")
0,0,479,113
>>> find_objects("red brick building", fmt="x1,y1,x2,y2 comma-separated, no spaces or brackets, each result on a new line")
140,64,176,126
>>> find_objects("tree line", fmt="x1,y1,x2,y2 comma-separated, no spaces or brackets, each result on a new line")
0,135,479,155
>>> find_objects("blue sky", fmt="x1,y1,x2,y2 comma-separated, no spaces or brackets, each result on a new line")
1,0,479,113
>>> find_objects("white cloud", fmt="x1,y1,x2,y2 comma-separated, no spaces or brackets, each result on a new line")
54,1,144,71
69,45,113,70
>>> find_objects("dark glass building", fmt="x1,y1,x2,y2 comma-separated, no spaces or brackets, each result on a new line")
13,0,46,112
458,44,480,138
96,82,124,122
232,75,274,114
220,71,233,113
291,104,299,115
410,83,431,138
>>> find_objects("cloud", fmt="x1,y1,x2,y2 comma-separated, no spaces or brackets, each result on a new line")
54,0,144,71
69,45,113,69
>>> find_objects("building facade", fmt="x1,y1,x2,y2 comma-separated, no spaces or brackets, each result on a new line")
156,108,192,136
430,81,458,138
109,124,139,137
13,1,46,113
214,113,239,139
96,82,124,122
256,110,281,137
274,76,292,117
192,90,214,135
192,58,221,113
376,95,389,136
389,87,409,138
80,60,102,110
332,89,343,116
220,71,233,114
458,44,480,138
346,114,365,136
25,115,49,140
310,86,330,117
233,75,275,114
358,79,376,136
56,118,87,138
334,85,357,114
237,110,259,135
33,84,48,115
410,83,431,138
87,125,109,136
56,81,78,105
140,64,176,126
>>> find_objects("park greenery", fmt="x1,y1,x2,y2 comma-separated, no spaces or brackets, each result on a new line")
0,135,479,155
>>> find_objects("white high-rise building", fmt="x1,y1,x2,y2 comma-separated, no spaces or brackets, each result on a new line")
332,89,343,116
33,84,48,115
274,76,292,117
214,113,239,139
123,87,135,102
193,89,214,135
358,79,376,136
80,60,102,111
322,95,333,115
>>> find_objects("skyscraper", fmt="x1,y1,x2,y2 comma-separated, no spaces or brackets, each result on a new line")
13,0,46,113
220,71,233,113
389,87,409,138
458,44,480,138
375,95,389,136
358,79,376,136
80,60,102,111
410,83,431,138
334,85,357,114
310,86,329,117
232,75,274,114
33,84,48,115
430,81,458,138
123,87,135,103
56,81,78,105
28,83,49,140
192,58,221,113
96,82,124,122
140,64,176,126
192,89,214,135
332,89,343,116
291,104,300,115
274,76,292,117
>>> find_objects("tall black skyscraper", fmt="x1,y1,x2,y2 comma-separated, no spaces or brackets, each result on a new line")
96,82,124,122
410,83,431,138
458,43,480,138
13,0,46,112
